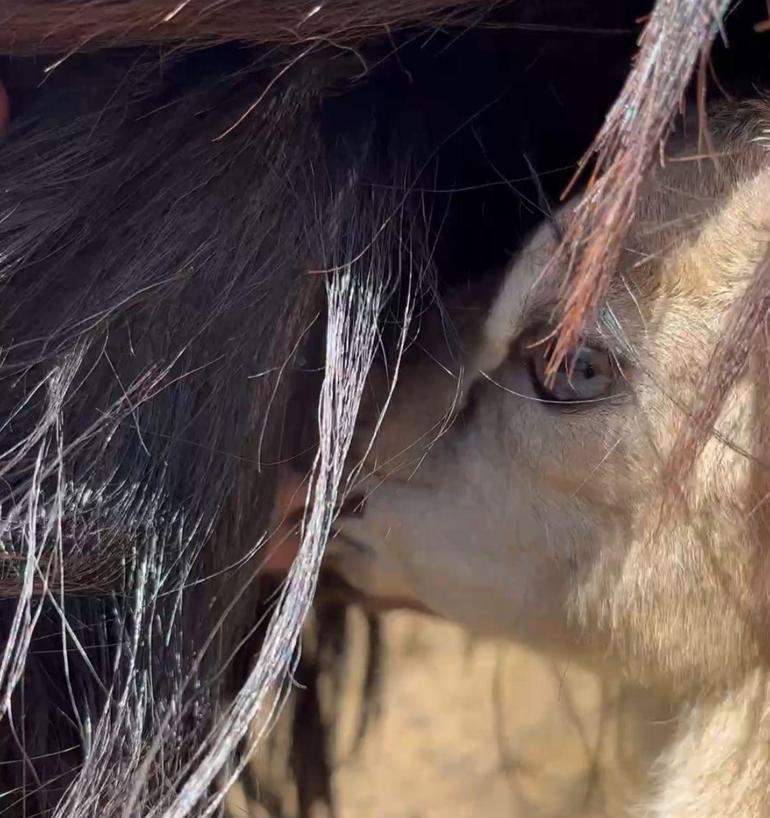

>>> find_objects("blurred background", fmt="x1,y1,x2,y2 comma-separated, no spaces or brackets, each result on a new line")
226,608,674,818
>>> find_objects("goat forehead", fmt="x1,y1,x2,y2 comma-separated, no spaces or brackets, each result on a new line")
464,136,768,374
503,177,751,315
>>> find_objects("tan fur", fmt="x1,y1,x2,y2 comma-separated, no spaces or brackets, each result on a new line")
329,101,770,816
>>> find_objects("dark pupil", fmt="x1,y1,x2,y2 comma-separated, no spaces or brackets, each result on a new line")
575,351,595,380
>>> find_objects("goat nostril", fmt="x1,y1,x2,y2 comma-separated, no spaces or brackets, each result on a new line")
337,493,367,518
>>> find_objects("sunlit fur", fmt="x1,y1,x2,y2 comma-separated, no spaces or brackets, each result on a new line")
332,101,770,815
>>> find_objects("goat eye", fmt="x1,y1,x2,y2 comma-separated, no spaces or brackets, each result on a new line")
528,344,615,404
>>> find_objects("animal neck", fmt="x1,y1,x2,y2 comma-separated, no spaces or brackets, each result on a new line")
644,670,770,817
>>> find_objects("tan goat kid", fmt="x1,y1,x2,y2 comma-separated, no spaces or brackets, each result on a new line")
325,101,770,816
